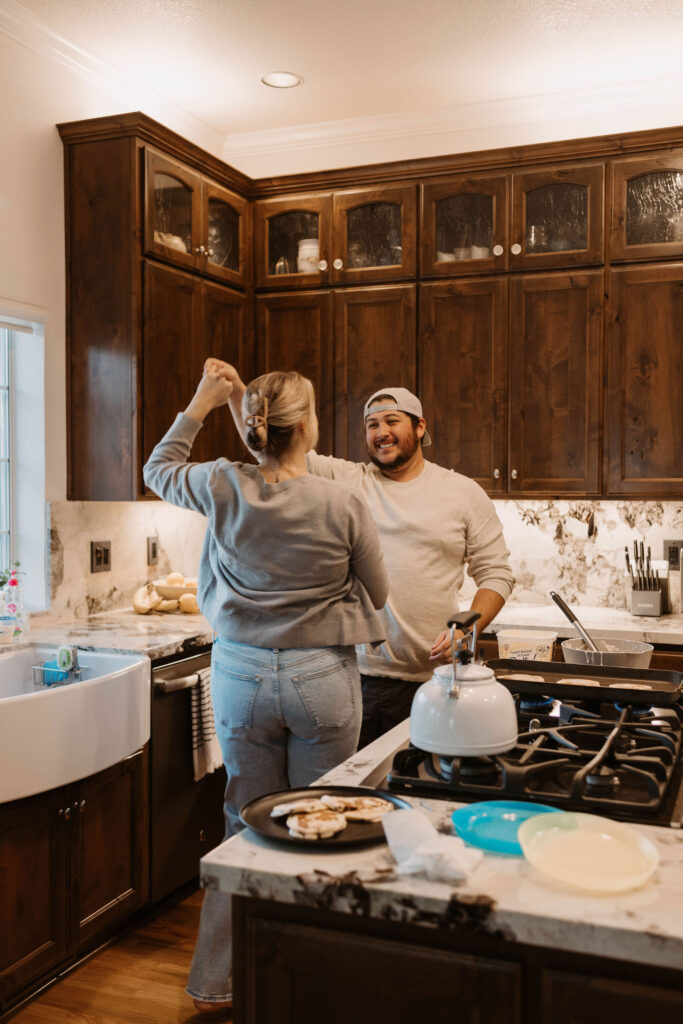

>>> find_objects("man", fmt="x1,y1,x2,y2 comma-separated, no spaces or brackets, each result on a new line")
207,361,515,748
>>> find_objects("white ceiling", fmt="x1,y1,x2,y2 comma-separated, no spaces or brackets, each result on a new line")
6,0,683,175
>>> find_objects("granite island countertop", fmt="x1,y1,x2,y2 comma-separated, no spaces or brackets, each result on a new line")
200,720,683,973
2,607,214,661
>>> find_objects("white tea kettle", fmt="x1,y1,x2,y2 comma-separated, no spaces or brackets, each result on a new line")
409,612,518,757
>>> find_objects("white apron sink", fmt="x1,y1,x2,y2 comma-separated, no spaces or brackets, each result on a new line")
0,644,150,803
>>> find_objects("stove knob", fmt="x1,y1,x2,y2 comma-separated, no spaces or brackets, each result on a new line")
528,718,542,732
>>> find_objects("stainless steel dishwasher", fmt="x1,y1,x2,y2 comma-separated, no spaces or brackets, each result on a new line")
150,648,226,902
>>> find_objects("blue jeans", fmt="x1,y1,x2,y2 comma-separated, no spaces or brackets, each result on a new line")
186,640,362,1003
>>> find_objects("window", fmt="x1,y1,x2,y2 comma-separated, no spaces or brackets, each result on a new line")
0,326,12,569
0,316,47,610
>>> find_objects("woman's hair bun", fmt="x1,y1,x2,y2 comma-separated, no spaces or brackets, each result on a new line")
243,390,268,450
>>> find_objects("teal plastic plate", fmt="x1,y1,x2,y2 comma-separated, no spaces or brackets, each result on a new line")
452,800,558,856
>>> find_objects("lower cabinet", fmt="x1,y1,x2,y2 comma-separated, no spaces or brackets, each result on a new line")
233,898,683,1024
0,748,149,1012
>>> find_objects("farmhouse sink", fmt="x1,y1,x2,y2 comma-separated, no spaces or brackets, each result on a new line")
0,644,150,803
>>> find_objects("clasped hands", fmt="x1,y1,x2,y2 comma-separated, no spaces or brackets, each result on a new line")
185,358,241,423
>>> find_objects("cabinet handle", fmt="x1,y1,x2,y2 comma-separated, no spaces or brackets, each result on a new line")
510,243,522,255
59,806,71,820
492,244,504,257
318,259,328,271
493,468,501,479
511,469,519,480
78,800,86,813
333,258,343,270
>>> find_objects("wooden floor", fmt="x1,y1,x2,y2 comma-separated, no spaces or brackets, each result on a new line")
7,889,232,1023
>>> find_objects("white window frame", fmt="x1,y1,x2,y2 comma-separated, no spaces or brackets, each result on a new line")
0,315,47,611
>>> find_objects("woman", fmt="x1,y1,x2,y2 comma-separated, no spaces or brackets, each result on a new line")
143,365,388,1014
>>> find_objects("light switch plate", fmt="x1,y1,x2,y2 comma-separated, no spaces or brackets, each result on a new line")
147,536,159,566
663,539,683,570
90,540,111,573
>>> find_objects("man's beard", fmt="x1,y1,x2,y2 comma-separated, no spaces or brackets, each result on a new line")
367,429,420,471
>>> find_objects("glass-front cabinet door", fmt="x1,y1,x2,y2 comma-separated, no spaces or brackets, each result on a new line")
254,194,332,290
332,185,416,285
145,150,201,272
420,176,508,277
510,164,604,269
610,154,683,262
202,181,249,287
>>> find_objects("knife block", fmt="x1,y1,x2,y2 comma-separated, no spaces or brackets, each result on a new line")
630,588,663,617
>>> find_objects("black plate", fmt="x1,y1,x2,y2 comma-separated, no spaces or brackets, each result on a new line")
486,658,683,705
239,785,411,848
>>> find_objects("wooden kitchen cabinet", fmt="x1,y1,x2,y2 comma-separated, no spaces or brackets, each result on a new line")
256,285,416,461
144,263,251,472
610,152,683,262
419,271,602,496
0,750,148,1013
254,185,416,290
606,263,683,496
145,148,250,289
59,114,253,500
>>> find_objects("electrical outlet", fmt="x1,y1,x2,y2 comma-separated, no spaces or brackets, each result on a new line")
663,539,683,571
147,536,159,566
90,540,111,573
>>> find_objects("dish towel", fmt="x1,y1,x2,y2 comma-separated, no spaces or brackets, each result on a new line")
383,808,483,882
191,667,224,782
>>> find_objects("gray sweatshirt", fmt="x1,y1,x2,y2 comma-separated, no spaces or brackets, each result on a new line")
143,414,388,648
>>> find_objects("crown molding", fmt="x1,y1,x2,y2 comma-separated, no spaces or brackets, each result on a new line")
0,0,225,155
222,75,683,164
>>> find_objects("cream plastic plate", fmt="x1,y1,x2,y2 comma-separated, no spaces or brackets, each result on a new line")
152,578,198,599
518,812,659,893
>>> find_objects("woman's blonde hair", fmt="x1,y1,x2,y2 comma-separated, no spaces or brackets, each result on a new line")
242,371,315,458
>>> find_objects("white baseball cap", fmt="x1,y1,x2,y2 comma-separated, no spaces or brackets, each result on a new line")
363,387,432,446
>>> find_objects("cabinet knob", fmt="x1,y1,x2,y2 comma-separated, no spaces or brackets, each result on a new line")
59,806,71,820
195,245,207,256
511,469,519,480
333,258,343,270
207,248,214,258
492,244,504,256
493,468,501,479
318,259,328,271
510,243,522,255
78,799,86,813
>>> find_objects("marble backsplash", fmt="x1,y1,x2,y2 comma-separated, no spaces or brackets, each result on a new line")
42,497,683,621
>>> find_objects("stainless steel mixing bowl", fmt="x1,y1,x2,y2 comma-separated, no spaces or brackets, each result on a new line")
561,637,653,669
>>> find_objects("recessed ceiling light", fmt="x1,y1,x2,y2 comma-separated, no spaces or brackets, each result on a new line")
261,71,303,89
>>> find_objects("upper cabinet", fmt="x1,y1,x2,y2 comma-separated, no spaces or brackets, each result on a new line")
145,149,249,289
255,185,416,289
509,163,604,270
420,175,509,277
610,153,683,262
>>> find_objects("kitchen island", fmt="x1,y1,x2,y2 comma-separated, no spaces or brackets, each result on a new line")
201,720,683,1024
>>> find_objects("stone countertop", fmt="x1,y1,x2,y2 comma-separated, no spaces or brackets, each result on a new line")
200,720,683,973
2,608,214,661
484,602,683,646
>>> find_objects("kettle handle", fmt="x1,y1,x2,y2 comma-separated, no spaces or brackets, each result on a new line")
447,611,481,632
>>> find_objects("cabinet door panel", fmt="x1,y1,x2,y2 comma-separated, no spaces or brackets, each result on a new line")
144,262,201,472
197,282,251,463
69,751,148,949
333,186,416,285
256,291,334,455
542,968,683,1024
0,789,67,1005
419,279,508,491
420,175,509,277
610,154,683,262
334,285,416,461
254,194,332,290
202,179,250,288
510,164,604,270
145,149,202,271
607,264,683,495
509,271,603,494
240,915,521,1024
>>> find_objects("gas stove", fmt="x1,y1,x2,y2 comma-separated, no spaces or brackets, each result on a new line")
385,693,683,827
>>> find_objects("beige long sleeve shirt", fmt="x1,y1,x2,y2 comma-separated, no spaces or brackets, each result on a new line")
307,453,515,681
